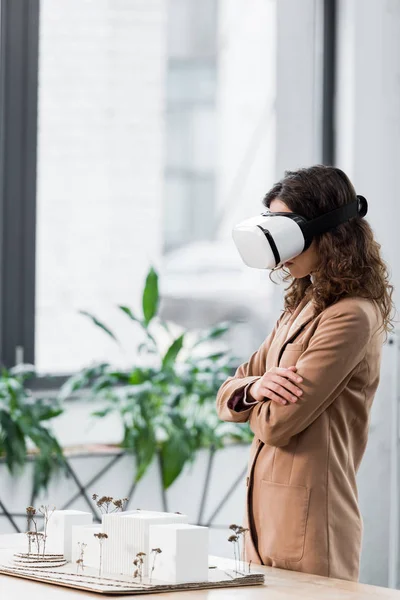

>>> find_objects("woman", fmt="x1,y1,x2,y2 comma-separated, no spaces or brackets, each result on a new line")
216,165,394,581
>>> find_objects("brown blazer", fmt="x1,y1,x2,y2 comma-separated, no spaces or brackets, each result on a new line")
216,296,383,581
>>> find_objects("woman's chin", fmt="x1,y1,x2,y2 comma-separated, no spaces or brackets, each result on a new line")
284,263,308,279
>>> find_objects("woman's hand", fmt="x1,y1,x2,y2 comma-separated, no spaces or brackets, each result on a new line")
249,366,303,406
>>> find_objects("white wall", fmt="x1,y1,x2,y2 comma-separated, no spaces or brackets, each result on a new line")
335,0,400,312
335,0,400,587
276,0,400,587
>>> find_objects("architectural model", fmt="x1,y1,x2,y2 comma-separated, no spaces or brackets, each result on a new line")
46,509,92,561
0,497,264,595
71,523,102,569
149,523,208,584
102,509,188,577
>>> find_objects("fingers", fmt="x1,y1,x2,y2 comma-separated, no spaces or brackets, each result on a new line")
262,388,289,406
258,366,304,406
270,374,303,401
259,380,297,404
275,367,303,384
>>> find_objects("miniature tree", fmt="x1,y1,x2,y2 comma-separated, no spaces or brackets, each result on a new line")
94,532,108,577
25,506,44,555
149,548,162,584
92,494,129,514
34,532,45,555
133,552,146,583
236,526,249,572
228,524,249,574
76,542,87,574
27,531,36,555
228,534,239,573
38,505,55,556
25,507,36,555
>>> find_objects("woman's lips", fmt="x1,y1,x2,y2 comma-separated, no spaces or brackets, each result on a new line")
284,261,294,266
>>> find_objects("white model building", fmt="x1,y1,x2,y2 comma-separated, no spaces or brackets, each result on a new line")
102,510,188,577
71,523,102,569
148,523,209,584
42,507,210,583
46,510,93,561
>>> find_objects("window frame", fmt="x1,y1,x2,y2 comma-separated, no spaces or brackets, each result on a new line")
0,0,39,368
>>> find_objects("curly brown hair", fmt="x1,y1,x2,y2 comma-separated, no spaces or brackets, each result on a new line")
264,165,395,333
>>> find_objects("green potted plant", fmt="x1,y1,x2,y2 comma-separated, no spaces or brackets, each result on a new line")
0,364,65,495
60,267,252,489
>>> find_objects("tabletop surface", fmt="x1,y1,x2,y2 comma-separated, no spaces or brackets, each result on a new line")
1,534,399,599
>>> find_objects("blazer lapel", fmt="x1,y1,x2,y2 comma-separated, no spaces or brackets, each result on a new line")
286,299,315,339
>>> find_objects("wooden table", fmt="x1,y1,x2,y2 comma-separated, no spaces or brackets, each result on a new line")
1,534,400,599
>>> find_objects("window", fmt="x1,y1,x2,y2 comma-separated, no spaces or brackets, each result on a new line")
2,0,337,374
33,0,277,373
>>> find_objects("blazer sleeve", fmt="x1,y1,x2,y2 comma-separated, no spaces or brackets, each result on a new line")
215,313,284,423
249,302,372,447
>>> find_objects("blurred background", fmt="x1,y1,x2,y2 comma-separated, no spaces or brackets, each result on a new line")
0,0,399,589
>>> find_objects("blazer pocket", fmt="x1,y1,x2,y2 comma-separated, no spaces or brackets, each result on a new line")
284,343,304,351
279,343,304,368
259,480,310,563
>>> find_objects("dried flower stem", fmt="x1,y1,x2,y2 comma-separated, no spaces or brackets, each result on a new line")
234,541,238,573
76,542,87,574
32,516,40,554
94,533,108,577
133,552,146,583
228,533,239,573
149,548,162,584
25,507,36,555
228,524,249,575
92,494,129,514
242,529,247,572
38,505,55,556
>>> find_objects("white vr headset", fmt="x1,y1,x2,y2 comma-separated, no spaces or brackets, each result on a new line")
232,195,368,269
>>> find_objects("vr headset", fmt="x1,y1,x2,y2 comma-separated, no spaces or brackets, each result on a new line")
232,195,368,269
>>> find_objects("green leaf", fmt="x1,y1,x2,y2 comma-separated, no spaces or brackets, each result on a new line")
193,322,230,347
118,305,142,323
0,370,66,495
79,311,119,343
1,413,27,472
202,352,225,362
128,368,149,385
162,335,184,370
119,304,159,352
32,448,67,497
92,408,113,418
9,364,36,381
58,370,91,401
123,423,156,483
142,267,159,325
159,428,193,489
33,403,63,421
